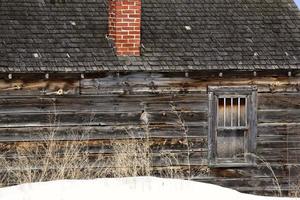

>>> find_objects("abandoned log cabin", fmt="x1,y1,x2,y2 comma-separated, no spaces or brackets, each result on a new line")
0,0,300,196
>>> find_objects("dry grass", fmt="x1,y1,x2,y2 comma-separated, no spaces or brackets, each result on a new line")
110,132,185,179
109,129,151,177
109,108,184,178
0,127,107,186
246,153,282,197
170,102,191,179
0,128,184,186
0,102,109,186
108,107,152,177
0,106,187,186
291,183,300,197
156,151,184,179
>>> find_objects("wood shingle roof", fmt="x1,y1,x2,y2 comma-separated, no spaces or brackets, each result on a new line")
0,0,299,72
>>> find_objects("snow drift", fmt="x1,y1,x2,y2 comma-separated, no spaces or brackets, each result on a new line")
0,177,297,200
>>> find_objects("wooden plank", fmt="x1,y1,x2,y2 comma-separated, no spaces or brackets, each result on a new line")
208,85,257,94
0,95,208,113
0,124,208,142
0,79,79,96
0,94,207,103
208,92,217,164
248,90,257,164
258,110,300,123
0,148,208,168
0,100,208,114
0,74,299,97
0,111,207,127
258,93,300,110
80,74,300,89
258,123,300,136
257,141,300,149
80,75,300,95
0,137,207,155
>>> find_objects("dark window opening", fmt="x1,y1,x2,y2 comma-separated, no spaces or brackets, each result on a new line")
218,97,247,128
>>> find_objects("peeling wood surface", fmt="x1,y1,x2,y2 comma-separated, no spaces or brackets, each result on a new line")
0,72,299,196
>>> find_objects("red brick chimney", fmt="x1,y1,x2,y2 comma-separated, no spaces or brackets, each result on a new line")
108,0,141,56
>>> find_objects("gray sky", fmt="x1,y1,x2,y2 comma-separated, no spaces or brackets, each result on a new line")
295,0,300,8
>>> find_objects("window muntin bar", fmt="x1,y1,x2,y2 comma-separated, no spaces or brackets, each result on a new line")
245,98,247,126
223,97,226,127
238,97,240,126
231,98,233,127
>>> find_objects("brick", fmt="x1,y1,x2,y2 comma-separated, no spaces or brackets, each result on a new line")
108,0,141,56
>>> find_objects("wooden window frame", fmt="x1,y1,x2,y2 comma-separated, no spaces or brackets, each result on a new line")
208,86,257,168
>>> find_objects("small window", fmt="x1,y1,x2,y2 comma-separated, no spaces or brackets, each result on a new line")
208,86,257,167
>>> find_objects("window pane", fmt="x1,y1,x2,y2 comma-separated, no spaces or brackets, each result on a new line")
225,98,231,127
240,98,246,126
232,98,239,127
217,129,245,161
218,98,224,127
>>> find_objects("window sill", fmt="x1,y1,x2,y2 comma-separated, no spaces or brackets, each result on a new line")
217,126,248,131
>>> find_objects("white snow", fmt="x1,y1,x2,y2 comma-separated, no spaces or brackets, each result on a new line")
0,177,298,200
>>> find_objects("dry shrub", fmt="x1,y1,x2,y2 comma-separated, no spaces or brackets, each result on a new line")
245,153,282,197
109,111,152,177
109,132,186,179
156,151,184,179
106,105,188,178
0,127,184,185
110,133,151,177
288,179,300,197
0,106,190,186
0,127,107,186
170,102,191,179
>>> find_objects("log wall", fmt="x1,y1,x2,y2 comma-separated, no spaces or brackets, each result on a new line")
0,71,299,196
